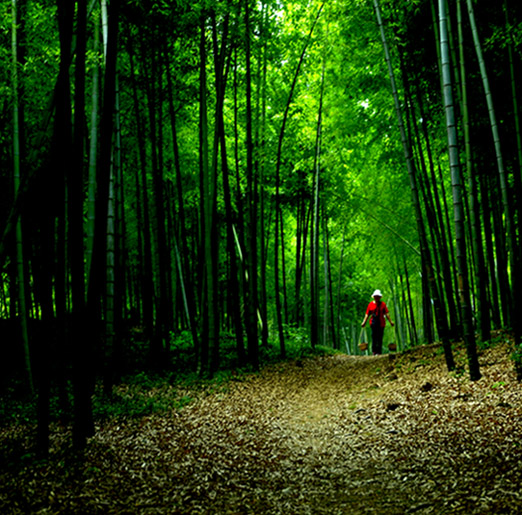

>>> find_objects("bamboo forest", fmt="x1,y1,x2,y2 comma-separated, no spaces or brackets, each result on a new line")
2,0,522,512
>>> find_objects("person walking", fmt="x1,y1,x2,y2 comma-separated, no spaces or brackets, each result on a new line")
361,289,394,355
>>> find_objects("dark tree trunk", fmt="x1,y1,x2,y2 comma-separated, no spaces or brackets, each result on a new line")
129,39,155,344
244,0,260,369
69,0,90,440
85,0,120,446
439,0,480,380
164,43,200,364
144,37,170,364
373,0,454,371
211,13,246,366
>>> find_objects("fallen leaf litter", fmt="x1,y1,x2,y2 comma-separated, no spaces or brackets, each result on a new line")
1,340,521,514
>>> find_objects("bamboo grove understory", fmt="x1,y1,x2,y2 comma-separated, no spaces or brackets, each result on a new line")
1,0,522,451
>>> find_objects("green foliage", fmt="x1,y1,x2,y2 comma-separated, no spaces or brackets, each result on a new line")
259,325,340,363
0,2,11,104
478,331,512,351
169,330,197,371
511,348,522,372
0,385,36,426
491,381,505,390
92,377,194,420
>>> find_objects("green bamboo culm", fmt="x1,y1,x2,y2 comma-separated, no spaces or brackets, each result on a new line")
12,0,34,394
439,0,480,380
466,0,522,379
372,0,455,372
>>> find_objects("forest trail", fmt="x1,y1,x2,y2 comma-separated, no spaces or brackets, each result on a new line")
2,341,522,514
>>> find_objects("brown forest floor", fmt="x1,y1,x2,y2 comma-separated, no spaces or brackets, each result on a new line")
1,337,522,514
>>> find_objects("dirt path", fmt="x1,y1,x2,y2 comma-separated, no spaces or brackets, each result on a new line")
2,344,522,514
90,348,522,514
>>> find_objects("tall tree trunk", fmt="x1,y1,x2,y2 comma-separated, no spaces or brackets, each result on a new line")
105,156,116,392
403,260,418,346
11,0,33,394
165,42,200,364
274,2,324,356
439,0,480,380
255,8,270,349
211,14,247,366
42,0,74,456
310,37,325,349
86,7,100,287
294,186,310,327
506,1,522,233
457,0,490,342
69,0,89,436
129,39,155,343
409,82,460,337
479,173,502,329
244,0,260,369
505,1,522,373
104,70,124,392
84,0,120,446
466,0,522,377
335,228,346,349
144,38,169,363
198,17,218,376
408,94,459,339
373,0,455,371
323,213,337,348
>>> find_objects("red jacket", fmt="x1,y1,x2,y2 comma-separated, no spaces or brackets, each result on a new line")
366,300,389,328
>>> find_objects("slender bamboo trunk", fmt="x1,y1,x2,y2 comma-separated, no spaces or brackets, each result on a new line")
457,0,490,342
84,0,119,446
105,155,116,391
439,0,480,380
114,100,125,359
47,0,74,456
280,217,289,326
211,12,244,366
373,0,454,371
467,0,522,376
489,178,511,326
129,41,155,341
198,17,217,375
294,192,304,325
257,10,269,349
405,262,418,346
68,0,88,425
322,214,328,347
505,1,522,375
274,3,323,354
11,0,33,394
104,66,123,393
86,8,100,287
324,214,337,349
243,0,259,368
411,83,460,336
164,43,200,362
146,41,169,362
335,229,346,349
409,97,459,338
506,0,522,212
311,34,325,348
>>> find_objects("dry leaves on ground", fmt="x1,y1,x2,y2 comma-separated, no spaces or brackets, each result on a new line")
1,339,521,514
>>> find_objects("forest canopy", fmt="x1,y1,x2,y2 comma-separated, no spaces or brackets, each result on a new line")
1,0,522,451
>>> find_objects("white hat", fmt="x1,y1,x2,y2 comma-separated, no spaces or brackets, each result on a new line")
372,289,382,297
